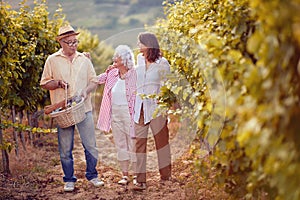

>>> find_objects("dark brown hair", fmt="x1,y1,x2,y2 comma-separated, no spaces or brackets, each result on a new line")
138,32,161,63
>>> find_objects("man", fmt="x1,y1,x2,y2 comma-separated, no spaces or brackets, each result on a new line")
40,24,103,192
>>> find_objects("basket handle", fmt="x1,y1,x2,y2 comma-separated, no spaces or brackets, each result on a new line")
44,82,69,114
63,82,68,107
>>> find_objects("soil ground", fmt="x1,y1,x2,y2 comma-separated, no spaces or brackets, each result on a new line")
0,128,230,200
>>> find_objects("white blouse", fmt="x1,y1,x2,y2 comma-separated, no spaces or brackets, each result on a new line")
112,78,128,106
134,53,170,124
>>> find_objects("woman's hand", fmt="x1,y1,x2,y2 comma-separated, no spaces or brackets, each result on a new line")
83,52,91,60
106,65,116,73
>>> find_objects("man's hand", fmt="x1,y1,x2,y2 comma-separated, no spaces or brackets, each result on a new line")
80,89,87,100
58,80,68,89
80,82,97,99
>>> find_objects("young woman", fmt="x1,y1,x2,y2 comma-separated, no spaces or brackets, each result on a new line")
133,32,172,190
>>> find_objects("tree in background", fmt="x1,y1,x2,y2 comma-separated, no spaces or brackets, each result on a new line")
0,1,62,112
0,0,63,173
0,0,113,174
154,0,300,199
77,28,114,74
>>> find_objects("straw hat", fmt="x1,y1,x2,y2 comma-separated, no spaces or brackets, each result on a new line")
56,25,80,41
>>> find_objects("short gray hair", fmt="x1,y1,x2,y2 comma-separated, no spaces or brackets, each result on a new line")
113,45,135,69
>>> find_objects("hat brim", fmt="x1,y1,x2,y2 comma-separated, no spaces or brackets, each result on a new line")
56,32,80,41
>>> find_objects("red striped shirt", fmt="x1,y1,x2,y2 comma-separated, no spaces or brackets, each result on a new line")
96,68,137,137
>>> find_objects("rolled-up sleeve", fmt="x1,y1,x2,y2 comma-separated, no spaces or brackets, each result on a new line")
97,72,108,85
86,59,98,84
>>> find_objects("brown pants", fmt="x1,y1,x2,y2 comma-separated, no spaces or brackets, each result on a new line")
135,109,171,183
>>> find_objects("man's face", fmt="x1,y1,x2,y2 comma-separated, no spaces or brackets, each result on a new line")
60,35,78,54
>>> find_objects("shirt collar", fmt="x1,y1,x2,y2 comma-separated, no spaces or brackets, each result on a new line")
155,58,161,64
55,48,81,58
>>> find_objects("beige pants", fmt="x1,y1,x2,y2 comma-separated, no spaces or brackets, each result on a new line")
135,107,171,183
111,104,137,173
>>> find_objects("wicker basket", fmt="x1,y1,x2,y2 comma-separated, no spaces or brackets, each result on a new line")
50,96,85,128
49,85,85,128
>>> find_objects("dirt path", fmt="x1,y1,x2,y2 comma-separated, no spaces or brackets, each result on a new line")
61,130,188,200
0,131,189,200
0,127,230,200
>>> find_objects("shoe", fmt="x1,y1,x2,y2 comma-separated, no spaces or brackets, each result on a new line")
132,182,146,191
160,177,175,185
132,176,137,185
160,176,172,181
64,182,75,192
90,177,104,187
118,176,128,185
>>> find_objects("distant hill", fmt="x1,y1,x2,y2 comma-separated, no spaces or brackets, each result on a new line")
5,0,167,41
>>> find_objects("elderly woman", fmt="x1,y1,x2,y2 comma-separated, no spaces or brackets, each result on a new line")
96,45,137,185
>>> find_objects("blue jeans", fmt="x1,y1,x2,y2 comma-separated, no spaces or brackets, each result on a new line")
57,111,98,182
